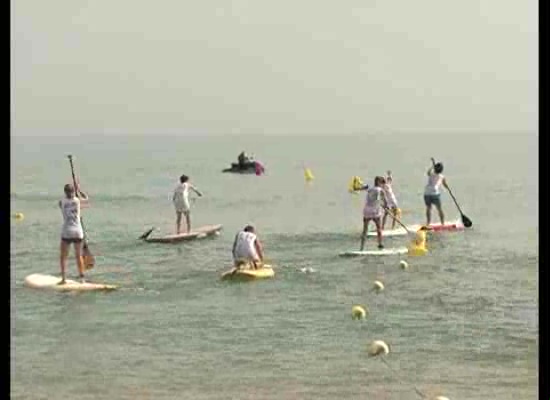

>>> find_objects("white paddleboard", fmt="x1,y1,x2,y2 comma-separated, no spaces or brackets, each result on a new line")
144,224,222,243
339,247,409,257
366,227,409,237
24,273,118,291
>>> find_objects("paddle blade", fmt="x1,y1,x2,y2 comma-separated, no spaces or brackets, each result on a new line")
82,243,95,270
461,214,473,228
139,227,155,240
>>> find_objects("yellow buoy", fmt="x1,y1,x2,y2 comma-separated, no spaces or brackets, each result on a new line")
408,228,428,256
351,305,367,320
399,260,409,270
14,212,24,221
367,340,390,357
372,280,385,292
304,168,314,182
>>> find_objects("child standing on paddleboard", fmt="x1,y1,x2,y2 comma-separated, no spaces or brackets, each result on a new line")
424,158,449,226
381,170,400,230
359,176,387,250
173,174,202,234
58,184,85,284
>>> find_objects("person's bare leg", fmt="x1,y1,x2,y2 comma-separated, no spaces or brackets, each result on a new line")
176,211,182,234
59,240,69,284
391,208,397,230
382,210,388,230
184,211,191,233
426,205,432,226
360,218,369,251
374,218,383,248
74,242,85,281
436,204,445,225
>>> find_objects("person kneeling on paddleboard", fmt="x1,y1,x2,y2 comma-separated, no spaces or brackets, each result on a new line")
359,176,387,251
424,159,449,226
232,225,265,269
58,184,86,284
173,174,203,234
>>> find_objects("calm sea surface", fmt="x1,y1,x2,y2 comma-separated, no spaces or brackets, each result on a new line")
11,132,538,399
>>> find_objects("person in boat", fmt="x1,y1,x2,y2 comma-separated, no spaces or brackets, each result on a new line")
232,225,265,269
381,170,401,230
173,174,203,234
357,176,387,250
238,151,251,168
58,183,86,284
424,158,449,226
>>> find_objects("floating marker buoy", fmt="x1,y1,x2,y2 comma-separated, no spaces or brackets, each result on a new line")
372,280,385,292
399,260,408,270
14,212,24,221
351,305,367,320
367,340,390,357
304,168,314,182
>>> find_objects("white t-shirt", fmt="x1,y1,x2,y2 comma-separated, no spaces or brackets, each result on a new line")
382,183,398,208
424,173,444,196
363,186,384,218
173,182,192,211
233,231,259,261
59,197,83,239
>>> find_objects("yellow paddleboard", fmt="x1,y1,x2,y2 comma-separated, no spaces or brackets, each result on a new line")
221,265,274,281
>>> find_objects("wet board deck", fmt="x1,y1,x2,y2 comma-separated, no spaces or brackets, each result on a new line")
408,221,465,232
366,220,464,236
339,247,409,257
221,265,274,281
24,273,118,291
144,224,222,243
367,227,409,237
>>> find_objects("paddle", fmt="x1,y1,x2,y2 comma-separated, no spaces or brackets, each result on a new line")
431,157,473,228
381,205,415,235
138,227,156,240
445,187,473,228
67,155,95,269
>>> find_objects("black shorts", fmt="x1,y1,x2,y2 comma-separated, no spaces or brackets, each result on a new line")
62,237,83,244
423,194,441,207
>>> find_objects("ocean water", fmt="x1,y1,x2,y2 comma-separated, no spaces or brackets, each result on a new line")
11,132,538,400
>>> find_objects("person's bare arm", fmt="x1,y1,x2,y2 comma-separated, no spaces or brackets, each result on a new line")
254,239,265,261
232,234,238,259
442,177,449,190
190,184,203,197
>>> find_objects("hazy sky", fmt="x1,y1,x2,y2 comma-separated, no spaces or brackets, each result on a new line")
11,1,538,136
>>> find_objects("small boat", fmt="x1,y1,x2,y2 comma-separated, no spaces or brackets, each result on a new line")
222,162,258,174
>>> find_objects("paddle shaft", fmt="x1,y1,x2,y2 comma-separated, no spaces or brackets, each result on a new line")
382,205,413,235
445,185,465,214
67,155,90,241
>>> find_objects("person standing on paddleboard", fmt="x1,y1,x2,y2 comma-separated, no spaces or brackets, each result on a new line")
58,184,86,284
381,170,400,230
232,225,265,269
359,176,387,251
424,158,449,226
173,174,203,234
